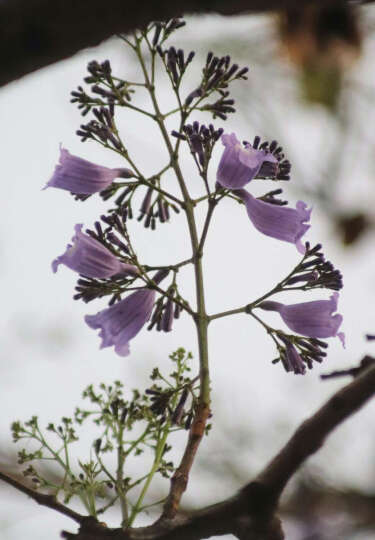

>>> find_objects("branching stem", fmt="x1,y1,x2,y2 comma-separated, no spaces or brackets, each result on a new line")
134,35,210,518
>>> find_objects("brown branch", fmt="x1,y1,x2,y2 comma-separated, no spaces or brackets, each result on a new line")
0,0,360,88
161,402,211,519
33,363,375,540
0,470,86,525
256,363,375,496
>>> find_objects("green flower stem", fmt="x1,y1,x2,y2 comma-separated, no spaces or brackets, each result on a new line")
96,454,116,484
209,250,311,322
116,422,128,527
143,256,193,272
34,425,91,513
197,198,218,255
127,421,171,526
134,37,211,516
125,426,150,457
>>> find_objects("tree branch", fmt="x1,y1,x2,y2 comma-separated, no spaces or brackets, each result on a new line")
0,0,362,88
0,470,86,525
256,363,375,496
3,363,373,540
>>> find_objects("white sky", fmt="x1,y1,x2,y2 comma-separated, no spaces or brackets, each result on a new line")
0,12,374,540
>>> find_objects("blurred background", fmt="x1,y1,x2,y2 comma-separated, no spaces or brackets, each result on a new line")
0,2,375,539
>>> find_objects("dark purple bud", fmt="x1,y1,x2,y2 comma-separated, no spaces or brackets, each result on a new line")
174,303,181,319
93,220,103,237
164,202,170,220
152,23,162,46
171,130,187,140
308,243,323,255
186,51,195,65
157,199,168,223
93,108,104,123
185,87,203,106
161,297,174,332
140,187,153,215
285,272,318,285
301,258,323,270
207,69,225,90
310,338,329,348
107,133,122,150
107,233,130,254
236,67,249,78
153,269,169,285
206,56,219,77
171,388,188,424
177,49,185,70
190,133,203,154
144,209,153,229
224,64,238,80
115,186,133,206
117,168,135,179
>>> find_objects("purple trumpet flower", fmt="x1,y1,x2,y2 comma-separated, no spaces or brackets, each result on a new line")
236,190,311,254
259,293,345,346
52,224,137,279
217,133,277,189
44,146,133,194
85,289,156,357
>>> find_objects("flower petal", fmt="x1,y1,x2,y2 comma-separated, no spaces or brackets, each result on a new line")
237,190,311,253
259,293,344,345
52,224,137,278
217,133,274,189
44,146,126,194
85,289,155,357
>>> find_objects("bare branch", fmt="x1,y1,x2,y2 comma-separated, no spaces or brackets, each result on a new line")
256,363,375,496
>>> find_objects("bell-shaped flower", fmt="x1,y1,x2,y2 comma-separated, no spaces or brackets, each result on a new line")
85,289,155,357
217,133,277,189
236,190,311,253
44,146,133,194
259,293,345,346
52,224,137,279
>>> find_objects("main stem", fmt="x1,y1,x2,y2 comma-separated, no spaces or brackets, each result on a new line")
135,39,210,517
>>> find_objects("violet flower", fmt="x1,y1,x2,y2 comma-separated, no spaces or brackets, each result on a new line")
236,190,311,254
52,224,137,279
259,293,345,346
44,146,133,194
85,289,156,357
216,132,311,252
217,133,277,189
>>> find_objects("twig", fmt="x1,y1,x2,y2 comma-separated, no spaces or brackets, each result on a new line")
0,470,85,524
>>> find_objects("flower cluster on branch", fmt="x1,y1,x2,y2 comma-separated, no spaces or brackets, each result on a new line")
5,14,373,540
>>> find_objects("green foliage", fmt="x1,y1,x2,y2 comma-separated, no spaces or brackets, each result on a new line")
11,348,200,525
